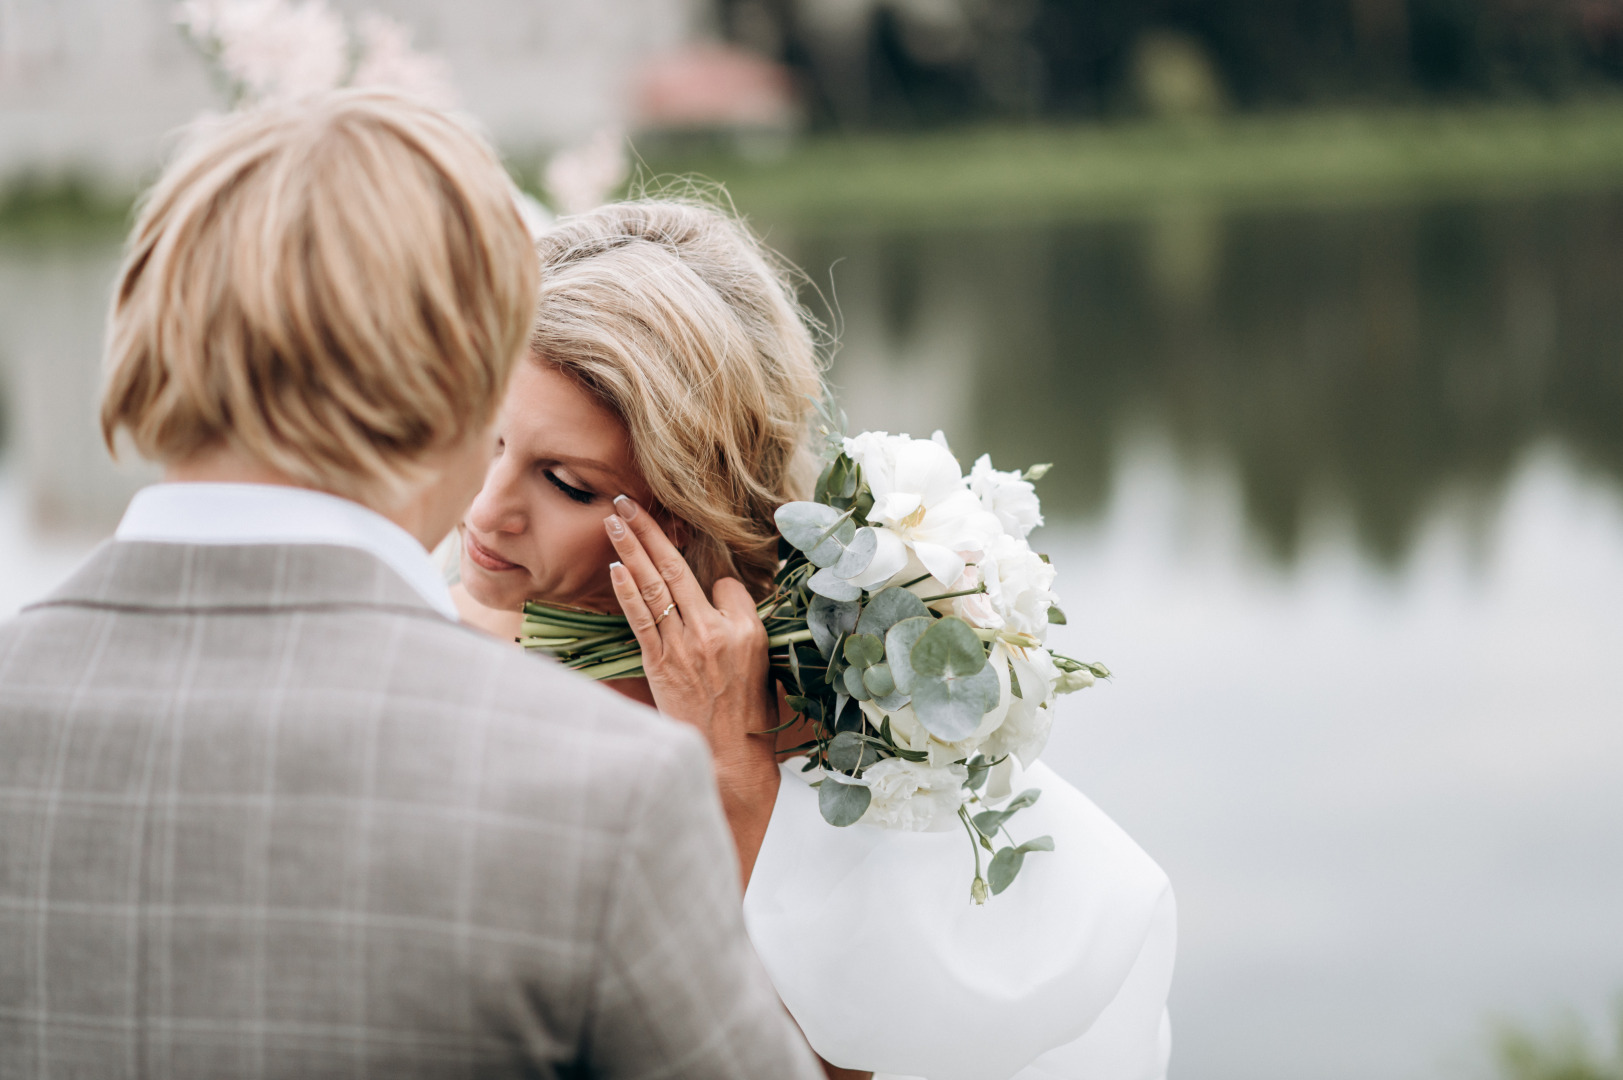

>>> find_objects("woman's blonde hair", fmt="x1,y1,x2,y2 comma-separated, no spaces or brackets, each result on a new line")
101,89,539,507
531,198,826,599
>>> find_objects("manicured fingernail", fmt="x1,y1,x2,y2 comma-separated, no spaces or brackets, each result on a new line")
604,514,625,539
609,561,627,582
613,494,638,521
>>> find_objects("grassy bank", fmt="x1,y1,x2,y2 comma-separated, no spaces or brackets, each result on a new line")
641,101,1623,228
9,101,1623,239
0,176,132,243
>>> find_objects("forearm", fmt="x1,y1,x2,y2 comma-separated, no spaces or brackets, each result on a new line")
716,760,779,890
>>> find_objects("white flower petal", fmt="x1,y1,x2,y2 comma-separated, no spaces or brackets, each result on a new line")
847,528,910,589
911,541,966,587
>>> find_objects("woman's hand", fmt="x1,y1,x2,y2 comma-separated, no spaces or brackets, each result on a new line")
603,495,781,888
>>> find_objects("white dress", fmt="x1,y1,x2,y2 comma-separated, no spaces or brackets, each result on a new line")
743,760,1176,1080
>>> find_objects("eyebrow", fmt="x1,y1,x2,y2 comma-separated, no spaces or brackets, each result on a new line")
544,453,619,475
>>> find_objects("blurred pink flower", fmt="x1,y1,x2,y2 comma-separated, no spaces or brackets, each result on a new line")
543,128,629,217
352,12,457,109
176,0,347,103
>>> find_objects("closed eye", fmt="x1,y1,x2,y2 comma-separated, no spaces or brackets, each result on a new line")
545,470,597,505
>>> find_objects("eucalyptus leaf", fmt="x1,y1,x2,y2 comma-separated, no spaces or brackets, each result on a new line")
883,616,932,695
817,454,858,502
876,691,915,714
854,487,875,522
1005,788,1043,813
784,639,804,692
815,456,852,505
807,595,859,659
830,526,879,579
843,664,871,700
786,695,822,721
843,633,884,669
987,834,1055,896
971,789,1042,839
838,460,860,500
965,755,991,792
910,663,1000,741
827,730,880,773
813,462,835,506
862,662,896,699
834,694,865,733
808,518,859,568
772,500,862,568
808,567,863,601
988,846,1024,895
818,775,871,827
872,688,912,713
774,502,845,555
910,616,988,679
855,586,931,640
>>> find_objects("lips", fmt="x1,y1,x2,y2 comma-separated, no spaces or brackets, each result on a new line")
464,529,522,573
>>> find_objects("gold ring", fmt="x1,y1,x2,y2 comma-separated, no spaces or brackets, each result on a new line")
654,602,677,626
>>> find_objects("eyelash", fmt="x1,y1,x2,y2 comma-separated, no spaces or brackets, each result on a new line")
545,470,596,505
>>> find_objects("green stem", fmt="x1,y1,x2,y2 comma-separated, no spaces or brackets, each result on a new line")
918,584,987,604
573,654,647,680
767,628,816,648
959,806,985,881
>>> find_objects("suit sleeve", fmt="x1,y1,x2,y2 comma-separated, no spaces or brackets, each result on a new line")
579,727,823,1080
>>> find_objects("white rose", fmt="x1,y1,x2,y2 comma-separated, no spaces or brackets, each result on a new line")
978,533,1058,639
857,758,968,832
967,454,1044,538
842,432,1004,589
981,648,1060,767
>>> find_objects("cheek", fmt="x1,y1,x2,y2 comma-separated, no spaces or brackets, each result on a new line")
528,506,619,595
559,514,618,576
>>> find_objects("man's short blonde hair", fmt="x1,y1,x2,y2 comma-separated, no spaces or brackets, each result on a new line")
101,90,539,504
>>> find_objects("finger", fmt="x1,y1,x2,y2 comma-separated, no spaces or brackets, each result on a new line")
613,495,711,615
604,513,680,632
608,560,665,663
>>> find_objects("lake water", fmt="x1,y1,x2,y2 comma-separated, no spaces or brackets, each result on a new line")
3,191,1621,1080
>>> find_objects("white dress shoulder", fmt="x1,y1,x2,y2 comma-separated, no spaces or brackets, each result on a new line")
742,760,1176,1080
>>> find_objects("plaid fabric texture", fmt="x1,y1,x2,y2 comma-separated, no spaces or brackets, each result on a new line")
0,542,821,1080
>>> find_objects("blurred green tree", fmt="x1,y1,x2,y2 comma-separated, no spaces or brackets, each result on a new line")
714,0,1623,129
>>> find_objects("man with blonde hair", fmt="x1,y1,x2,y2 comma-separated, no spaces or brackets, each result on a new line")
0,90,821,1080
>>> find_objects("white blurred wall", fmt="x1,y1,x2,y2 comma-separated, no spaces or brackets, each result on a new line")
0,0,703,183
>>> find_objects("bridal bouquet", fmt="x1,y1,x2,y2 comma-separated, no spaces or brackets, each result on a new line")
521,415,1107,903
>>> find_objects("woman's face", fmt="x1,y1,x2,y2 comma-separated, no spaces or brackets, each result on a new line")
459,361,657,614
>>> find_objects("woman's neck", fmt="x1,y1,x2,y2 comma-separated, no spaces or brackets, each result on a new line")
449,583,523,640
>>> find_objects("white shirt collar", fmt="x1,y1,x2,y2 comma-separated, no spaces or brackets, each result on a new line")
115,483,458,621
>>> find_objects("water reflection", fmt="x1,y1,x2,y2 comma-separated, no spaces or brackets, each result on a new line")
795,190,1623,564
0,237,157,536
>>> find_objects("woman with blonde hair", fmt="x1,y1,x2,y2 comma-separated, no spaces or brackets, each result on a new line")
452,197,820,888
453,197,1175,1080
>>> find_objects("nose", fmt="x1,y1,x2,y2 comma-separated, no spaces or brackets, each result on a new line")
465,452,527,536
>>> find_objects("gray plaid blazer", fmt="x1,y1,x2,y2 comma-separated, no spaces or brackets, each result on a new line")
0,541,821,1080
